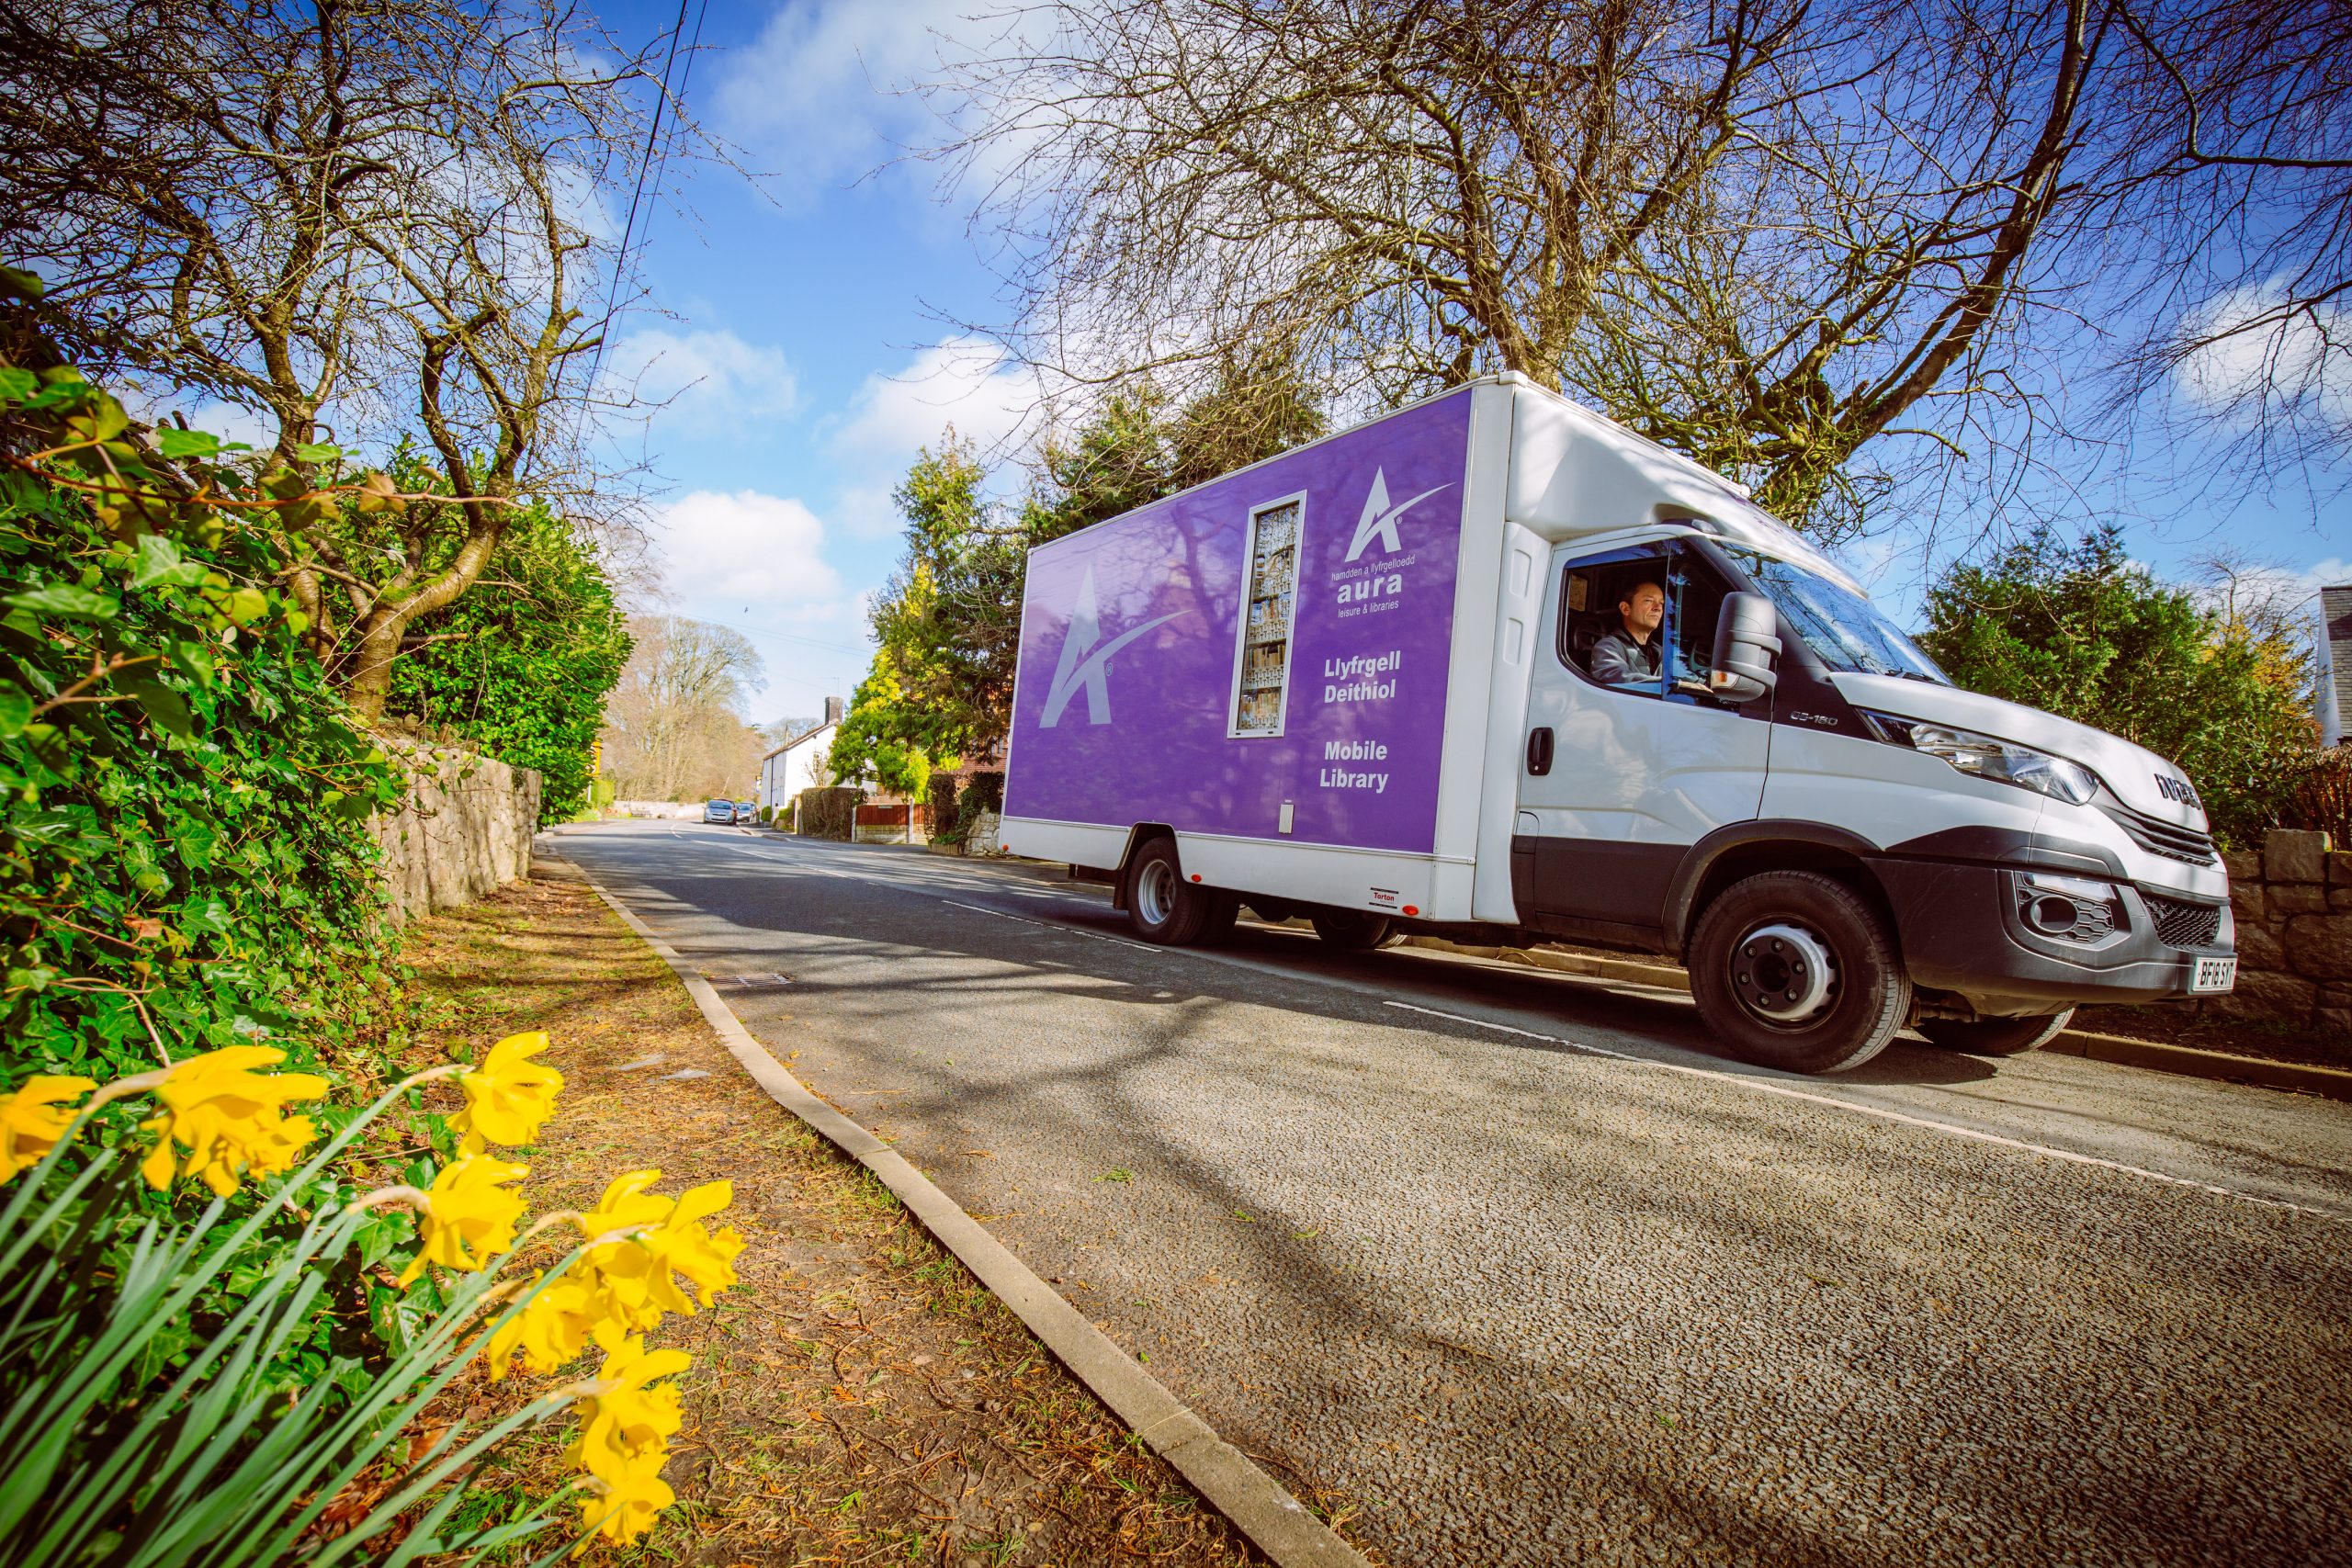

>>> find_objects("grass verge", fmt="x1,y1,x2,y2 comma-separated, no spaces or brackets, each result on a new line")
401,861,1264,1566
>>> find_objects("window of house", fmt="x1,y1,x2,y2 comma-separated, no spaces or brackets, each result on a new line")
1230,496,1304,736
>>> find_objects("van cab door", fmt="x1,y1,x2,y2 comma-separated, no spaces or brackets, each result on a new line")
1515,539,1772,938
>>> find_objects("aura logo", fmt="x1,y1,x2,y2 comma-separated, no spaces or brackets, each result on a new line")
1040,565,1182,728
1343,468,1453,563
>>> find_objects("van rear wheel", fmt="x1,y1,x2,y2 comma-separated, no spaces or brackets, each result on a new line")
1309,911,1401,950
1689,871,1909,1075
1125,839,1212,945
1918,1010,2074,1057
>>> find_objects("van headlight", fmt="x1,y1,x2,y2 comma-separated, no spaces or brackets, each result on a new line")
1859,712,2100,806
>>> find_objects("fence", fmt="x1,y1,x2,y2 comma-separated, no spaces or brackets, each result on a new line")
792,787,863,840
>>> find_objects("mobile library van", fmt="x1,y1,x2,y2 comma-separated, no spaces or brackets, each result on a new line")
999,376,2234,1073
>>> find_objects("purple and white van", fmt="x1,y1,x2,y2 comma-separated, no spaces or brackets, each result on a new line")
1000,375,2235,1073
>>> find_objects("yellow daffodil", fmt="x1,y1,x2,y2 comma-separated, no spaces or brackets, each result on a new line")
567,1336,690,1468
638,1179,745,1315
572,1442,674,1550
565,1337,690,1548
2,1076,95,1180
138,1046,328,1197
572,1169,676,1345
454,1031,562,1152
397,1154,528,1285
485,1270,597,1381
577,1168,673,1238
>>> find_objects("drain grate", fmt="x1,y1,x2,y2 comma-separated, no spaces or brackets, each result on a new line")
701,971,795,992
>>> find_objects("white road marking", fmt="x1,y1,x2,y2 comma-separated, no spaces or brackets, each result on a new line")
940,898,1160,953
1384,1000,2342,1223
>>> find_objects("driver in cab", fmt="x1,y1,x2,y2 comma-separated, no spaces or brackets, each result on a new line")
1590,579,1665,687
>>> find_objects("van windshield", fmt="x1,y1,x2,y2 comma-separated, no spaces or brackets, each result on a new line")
1717,547,1948,682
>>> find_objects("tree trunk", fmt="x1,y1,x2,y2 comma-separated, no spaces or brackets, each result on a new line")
343,618,406,724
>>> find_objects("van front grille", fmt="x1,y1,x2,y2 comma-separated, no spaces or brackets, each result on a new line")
2101,801,2218,866
2142,892,2222,950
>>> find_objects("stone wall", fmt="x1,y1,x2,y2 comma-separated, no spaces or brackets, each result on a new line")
369,742,541,923
2210,829,2352,1034
611,799,704,819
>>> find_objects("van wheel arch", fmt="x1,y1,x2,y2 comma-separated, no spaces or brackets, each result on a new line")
1669,824,1894,963
1110,823,1178,912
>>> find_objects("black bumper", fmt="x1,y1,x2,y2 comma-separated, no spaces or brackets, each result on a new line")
1869,858,2232,1016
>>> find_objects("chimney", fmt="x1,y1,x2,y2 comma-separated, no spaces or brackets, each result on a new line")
824,694,843,727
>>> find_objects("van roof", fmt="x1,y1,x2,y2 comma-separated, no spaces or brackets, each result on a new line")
1024,373,1858,590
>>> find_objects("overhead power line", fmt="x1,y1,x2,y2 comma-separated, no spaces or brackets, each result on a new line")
589,0,708,389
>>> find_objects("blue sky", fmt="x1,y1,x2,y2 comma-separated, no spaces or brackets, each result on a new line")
589,0,1043,724
599,1,2351,724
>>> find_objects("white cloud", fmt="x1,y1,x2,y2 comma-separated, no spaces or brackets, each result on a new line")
831,480,906,542
655,490,841,606
2175,281,2352,425
602,327,799,424
825,335,1044,536
707,0,973,203
832,334,1038,460
191,402,281,452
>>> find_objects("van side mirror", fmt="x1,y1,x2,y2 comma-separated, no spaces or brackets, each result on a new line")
1710,592,1781,704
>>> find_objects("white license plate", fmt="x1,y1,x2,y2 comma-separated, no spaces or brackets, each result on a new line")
2189,955,2237,994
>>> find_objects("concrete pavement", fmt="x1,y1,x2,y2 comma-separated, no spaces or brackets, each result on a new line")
555,820,2352,1568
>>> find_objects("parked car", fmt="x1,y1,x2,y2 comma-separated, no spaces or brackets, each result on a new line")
703,798,736,825
737,801,759,826
998,373,2234,1076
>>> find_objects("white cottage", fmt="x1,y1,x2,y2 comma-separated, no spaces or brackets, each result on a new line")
759,696,842,826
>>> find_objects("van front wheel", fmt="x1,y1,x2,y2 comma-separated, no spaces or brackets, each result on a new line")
1689,871,1910,1075
1918,1010,2073,1056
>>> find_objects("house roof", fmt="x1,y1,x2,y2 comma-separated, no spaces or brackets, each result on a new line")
761,719,835,763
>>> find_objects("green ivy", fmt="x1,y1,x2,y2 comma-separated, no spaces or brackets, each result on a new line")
0,374,403,1089
0,339,439,1416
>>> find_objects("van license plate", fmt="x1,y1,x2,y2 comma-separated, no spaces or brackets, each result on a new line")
2189,956,2236,994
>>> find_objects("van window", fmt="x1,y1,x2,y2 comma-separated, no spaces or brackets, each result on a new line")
1716,546,1947,682
1230,496,1303,735
1558,544,1735,700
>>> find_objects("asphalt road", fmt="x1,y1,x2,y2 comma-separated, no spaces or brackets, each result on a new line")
552,821,2352,1568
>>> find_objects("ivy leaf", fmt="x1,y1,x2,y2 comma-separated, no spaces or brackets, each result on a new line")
352,469,405,516
292,443,343,466
177,897,234,937
3,584,119,619
0,687,29,739
0,367,36,401
164,638,216,683
220,587,269,625
64,392,130,445
122,677,195,740
132,532,207,590
6,807,100,848
156,427,222,460
173,819,220,870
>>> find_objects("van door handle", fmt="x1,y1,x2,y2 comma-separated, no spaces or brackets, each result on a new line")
1526,726,1554,776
